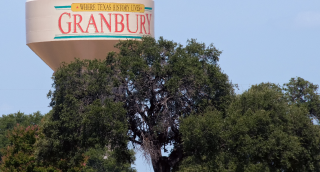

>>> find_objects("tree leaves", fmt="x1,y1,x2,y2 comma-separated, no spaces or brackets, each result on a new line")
36,36,235,171
179,83,320,172
284,77,320,121
0,112,43,159
0,124,60,172
36,59,129,171
113,37,234,171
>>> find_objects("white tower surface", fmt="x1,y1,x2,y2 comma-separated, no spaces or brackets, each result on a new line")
26,0,154,71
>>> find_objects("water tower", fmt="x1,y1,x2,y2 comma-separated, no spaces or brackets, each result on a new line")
26,0,154,71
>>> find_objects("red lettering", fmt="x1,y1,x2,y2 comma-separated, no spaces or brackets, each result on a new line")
126,14,139,33
100,13,112,33
140,15,146,34
86,14,99,33
115,14,124,33
146,14,152,34
73,14,85,33
59,12,71,34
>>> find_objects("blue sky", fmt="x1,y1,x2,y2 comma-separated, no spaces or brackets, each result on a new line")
1,0,320,171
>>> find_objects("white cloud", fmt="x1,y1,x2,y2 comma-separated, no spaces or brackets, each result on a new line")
295,11,320,28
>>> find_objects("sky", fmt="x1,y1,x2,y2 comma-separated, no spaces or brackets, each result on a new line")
1,0,320,171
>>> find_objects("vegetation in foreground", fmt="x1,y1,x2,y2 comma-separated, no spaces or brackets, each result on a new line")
1,37,320,172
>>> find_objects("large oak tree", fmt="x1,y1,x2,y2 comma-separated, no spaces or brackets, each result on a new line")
38,37,235,172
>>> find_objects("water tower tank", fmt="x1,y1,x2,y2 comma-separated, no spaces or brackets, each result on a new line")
26,0,154,71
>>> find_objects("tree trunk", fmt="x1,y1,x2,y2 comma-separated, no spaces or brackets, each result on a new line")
152,157,171,172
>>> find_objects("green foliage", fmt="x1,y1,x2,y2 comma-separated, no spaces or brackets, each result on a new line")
3,39,318,172
0,112,43,159
179,83,320,172
82,147,136,172
36,58,129,171
0,124,38,171
114,37,235,171
35,36,235,172
0,124,59,172
284,77,320,121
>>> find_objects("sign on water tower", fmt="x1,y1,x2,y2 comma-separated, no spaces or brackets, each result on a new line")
26,0,154,71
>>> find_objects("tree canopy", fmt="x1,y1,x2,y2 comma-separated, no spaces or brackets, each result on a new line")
179,83,320,172
0,124,60,172
36,36,235,172
0,112,43,159
283,77,320,121
0,116,136,172
114,37,235,171
2,37,320,172
36,87,129,171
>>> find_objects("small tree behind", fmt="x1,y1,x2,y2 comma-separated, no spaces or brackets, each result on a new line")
0,124,59,172
0,111,43,159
